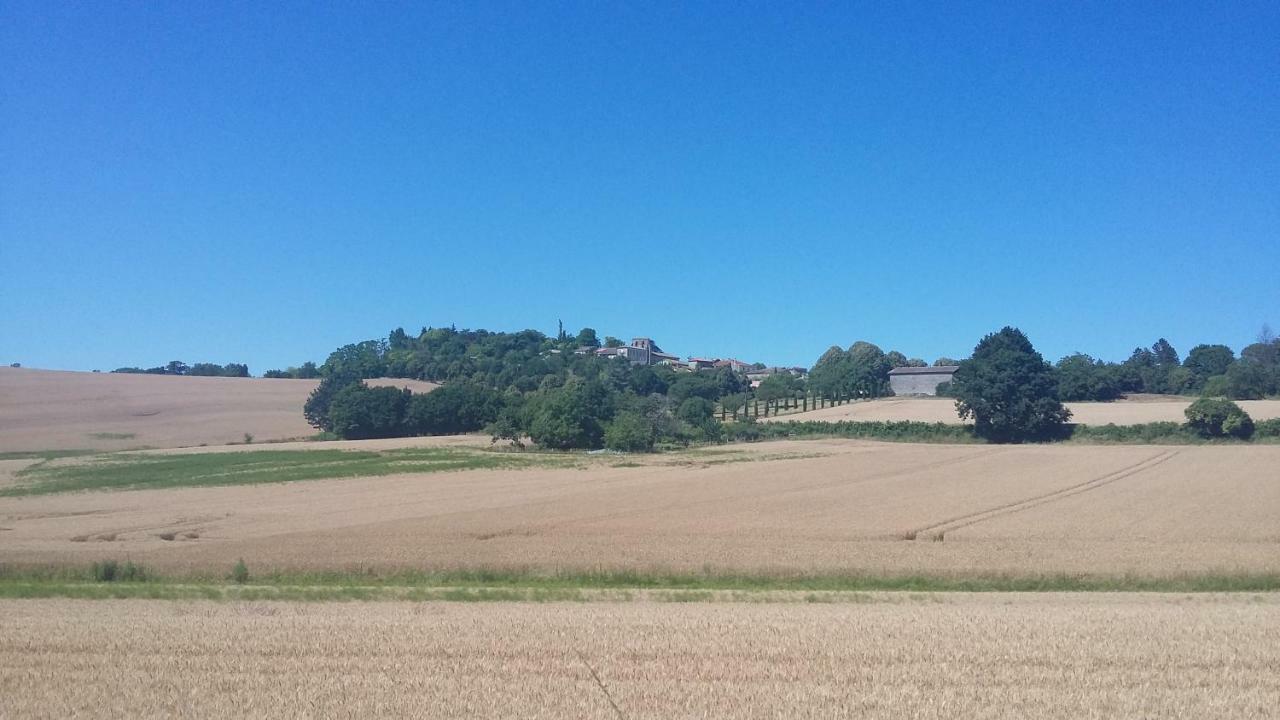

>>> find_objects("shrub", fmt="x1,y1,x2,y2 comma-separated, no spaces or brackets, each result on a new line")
1184,398,1254,439
1201,375,1230,398
604,411,656,452
231,558,250,584
93,559,146,582
1254,418,1280,439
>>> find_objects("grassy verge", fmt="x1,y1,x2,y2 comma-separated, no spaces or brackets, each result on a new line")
0,446,575,496
2,564,1277,601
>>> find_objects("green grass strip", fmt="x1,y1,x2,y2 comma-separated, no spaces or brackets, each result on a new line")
1,447,572,496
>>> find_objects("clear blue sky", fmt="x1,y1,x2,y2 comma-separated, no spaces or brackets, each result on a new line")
2,2,1277,373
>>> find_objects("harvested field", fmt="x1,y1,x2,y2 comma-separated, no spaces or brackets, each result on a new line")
762,395,1280,425
0,367,436,452
1,596,1277,719
2,440,1276,577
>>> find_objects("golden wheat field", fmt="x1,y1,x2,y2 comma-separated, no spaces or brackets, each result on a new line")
0,367,437,452
762,394,1280,425
2,596,1277,719
3,439,1277,577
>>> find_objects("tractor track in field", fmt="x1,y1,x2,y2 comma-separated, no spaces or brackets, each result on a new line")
905,450,1180,541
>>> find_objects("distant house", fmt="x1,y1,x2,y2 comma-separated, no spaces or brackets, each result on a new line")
688,357,717,370
713,358,751,373
598,338,681,366
888,365,958,396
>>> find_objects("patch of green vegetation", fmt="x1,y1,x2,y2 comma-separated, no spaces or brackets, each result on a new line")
0,449,101,462
727,420,981,444
5,563,1276,597
0,446,575,496
87,432,137,440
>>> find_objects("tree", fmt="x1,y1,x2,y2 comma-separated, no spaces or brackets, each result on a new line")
323,340,388,379
1152,338,1180,367
405,384,504,435
756,373,797,412
886,351,925,368
165,360,189,376
604,336,624,348
1183,344,1235,387
951,327,1071,443
1184,398,1254,439
304,375,358,431
575,327,601,348
326,384,411,440
933,357,961,367
527,378,616,450
807,342,891,399
604,411,656,452
1055,353,1120,402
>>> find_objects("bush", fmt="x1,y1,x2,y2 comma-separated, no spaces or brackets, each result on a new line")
93,559,146,582
527,379,616,450
1254,418,1280,439
604,411,657,452
1201,375,1229,398
231,558,249,584
1184,398,1254,439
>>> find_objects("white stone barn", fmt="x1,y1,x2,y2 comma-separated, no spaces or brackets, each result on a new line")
888,366,958,396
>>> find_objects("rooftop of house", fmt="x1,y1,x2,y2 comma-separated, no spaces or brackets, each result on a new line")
888,365,960,375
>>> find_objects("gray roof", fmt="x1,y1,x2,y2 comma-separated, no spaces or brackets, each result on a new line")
888,365,959,375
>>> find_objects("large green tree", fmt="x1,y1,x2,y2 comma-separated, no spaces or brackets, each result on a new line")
951,327,1071,442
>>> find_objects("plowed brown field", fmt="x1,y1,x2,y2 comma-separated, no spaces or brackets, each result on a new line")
3,440,1276,577
2,596,1277,719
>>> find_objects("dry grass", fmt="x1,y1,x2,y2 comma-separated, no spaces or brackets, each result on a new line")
1,596,1276,718
0,367,437,452
2,440,1276,577
764,395,1280,425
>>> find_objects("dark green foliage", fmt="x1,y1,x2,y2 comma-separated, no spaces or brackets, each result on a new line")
326,384,411,440
527,379,617,450
93,560,146,582
1201,375,1230,398
115,360,248,377
324,340,389,379
1183,344,1235,388
1254,418,1280,439
1055,353,1121,402
188,362,250,377
405,383,504,435
808,342,893,399
1184,398,1254,439
231,559,249,584
933,357,961,367
726,420,978,443
1066,422,1191,444
951,327,1071,443
304,375,358,431
604,411,657,452
667,373,723,403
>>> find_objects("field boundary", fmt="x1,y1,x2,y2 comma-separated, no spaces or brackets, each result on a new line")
3,565,1278,600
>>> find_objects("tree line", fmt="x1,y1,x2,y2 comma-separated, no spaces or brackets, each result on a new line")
112,361,249,377
299,323,1278,448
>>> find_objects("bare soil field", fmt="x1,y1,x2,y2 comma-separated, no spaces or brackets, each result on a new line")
2,439,1276,577
762,394,1280,425
0,367,436,452
2,596,1276,719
